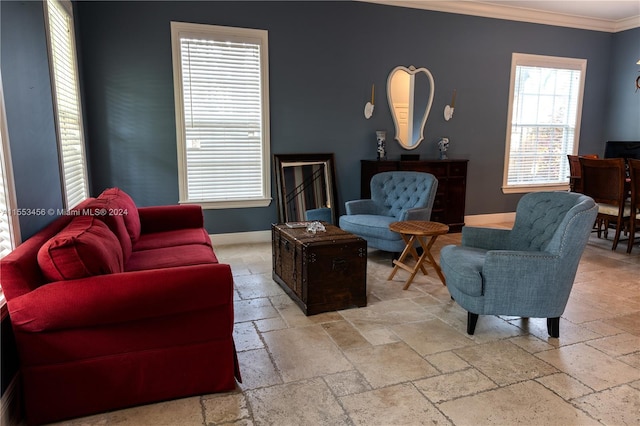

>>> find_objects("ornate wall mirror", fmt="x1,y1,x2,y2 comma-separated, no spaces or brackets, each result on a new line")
387,65,435,150
274,153,338,224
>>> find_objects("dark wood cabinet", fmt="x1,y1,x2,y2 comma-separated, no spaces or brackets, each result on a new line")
361,159,468,232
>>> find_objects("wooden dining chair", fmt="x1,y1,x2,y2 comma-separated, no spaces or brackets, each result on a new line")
579,157,631,250
627,158,640,254
567,154,599,193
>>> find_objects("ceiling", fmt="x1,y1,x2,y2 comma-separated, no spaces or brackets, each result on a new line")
362,0,640,32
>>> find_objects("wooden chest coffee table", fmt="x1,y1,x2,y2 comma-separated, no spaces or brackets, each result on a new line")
272,223,367,315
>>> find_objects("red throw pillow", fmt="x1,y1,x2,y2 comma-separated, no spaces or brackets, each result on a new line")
81,198,133,261
37,216,124,282
98,188,141,243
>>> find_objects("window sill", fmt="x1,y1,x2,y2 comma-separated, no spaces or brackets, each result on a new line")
180,197,272,209
502,184,570,194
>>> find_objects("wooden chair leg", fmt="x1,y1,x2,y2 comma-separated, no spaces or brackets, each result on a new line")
547,317,560,338
612,217,623,250
628,220,637,254
467,312,479,335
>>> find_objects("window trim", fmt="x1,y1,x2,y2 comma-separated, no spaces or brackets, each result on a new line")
170,21,271,209
0,73,21,254
43,0,90,209
502,53,587,194
0,71,22,307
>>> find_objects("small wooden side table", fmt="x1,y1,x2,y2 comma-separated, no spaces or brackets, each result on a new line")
387,220,449,290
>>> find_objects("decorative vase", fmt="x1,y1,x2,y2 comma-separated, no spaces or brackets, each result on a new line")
438,137,449,160
376,130,386,160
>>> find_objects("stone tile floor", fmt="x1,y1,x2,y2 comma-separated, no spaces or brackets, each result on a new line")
52,227,640,425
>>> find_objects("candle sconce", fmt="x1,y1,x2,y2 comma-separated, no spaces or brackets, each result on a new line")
444,89,456,121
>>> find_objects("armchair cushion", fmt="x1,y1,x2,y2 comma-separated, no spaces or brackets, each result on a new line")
339,214,400,242
37,216,124,282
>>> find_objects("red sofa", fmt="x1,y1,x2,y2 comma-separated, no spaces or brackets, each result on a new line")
1,188,240,425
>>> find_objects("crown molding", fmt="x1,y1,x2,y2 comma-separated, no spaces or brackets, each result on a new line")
615,15,640,32
359,1,640,33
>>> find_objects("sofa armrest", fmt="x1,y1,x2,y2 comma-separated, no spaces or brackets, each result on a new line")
345,199,379,215
138,204,204,233
461,226,511,250
8,264,233,333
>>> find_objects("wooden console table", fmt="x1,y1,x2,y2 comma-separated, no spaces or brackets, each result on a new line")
361,159,468,232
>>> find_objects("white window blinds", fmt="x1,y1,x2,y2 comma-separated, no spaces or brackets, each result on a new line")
0,164,12,258
45,0,89,208
0,74,20,259
171,22,271,208
503,54,586,193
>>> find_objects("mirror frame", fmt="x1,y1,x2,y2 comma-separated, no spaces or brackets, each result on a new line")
387,65,435,150
273,153,338,224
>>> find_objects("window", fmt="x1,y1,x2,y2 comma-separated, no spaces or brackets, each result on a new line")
44,0,89,208
171,22,271,208
502,53,587,193
0,73,21,260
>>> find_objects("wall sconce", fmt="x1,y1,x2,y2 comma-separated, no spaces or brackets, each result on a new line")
444,89,456,121
364,83,375,119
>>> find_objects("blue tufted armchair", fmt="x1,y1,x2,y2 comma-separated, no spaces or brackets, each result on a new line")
440,192,597,338
339,171,438,253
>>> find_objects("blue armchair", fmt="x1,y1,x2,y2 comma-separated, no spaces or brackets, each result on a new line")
339,171,438,253
440,192,597,338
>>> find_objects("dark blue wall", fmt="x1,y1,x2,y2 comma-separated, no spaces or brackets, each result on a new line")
74,1,624,233
1,0,64,240
606,27,640,140
2,1,637,237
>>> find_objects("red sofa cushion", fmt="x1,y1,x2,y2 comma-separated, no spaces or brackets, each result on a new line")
98,188,141,243
79,198,133,261
133,228,212,251
125,244,218,272
37,216,124,281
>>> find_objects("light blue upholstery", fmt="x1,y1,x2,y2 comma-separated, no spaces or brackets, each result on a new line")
339,171,438,252
440,191,598,338
305,207,333,224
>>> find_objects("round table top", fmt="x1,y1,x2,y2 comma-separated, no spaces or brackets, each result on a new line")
389,220,450,236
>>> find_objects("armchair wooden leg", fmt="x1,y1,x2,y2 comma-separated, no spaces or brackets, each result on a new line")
547,317,560,338
467,312,479,335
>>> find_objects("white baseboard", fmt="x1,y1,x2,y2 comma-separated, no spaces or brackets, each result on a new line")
210,230,272,246
210,213,516,246
1,375,20,426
